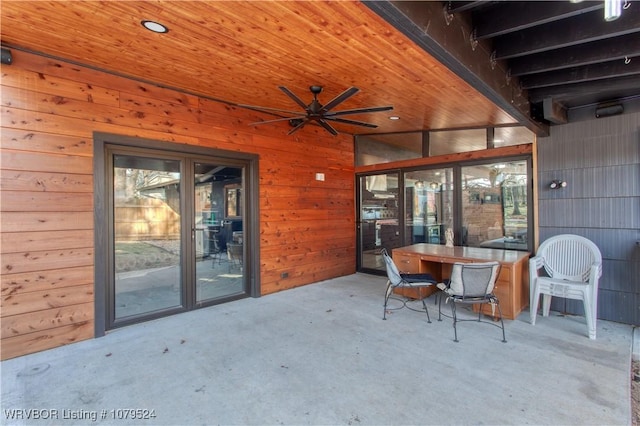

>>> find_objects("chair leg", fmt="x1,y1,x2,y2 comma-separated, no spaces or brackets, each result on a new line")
451,301,459,343
542,294,552,317
530,286,540,325
496,301,507,343
383,280,393,320
583,293,596,340
438,292,443,321
421,298,431,323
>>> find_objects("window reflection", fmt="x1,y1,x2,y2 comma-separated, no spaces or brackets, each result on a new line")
355,132,423,166
403,169,454,246
430,129,486,156
461,161,528,250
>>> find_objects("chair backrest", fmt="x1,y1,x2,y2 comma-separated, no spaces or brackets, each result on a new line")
381,248,403,287
536,234,602,282
448,262,500,297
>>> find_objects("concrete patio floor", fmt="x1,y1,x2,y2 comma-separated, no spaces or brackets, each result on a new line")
1,273,636,426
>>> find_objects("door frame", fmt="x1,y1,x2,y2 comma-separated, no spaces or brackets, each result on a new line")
93,132,260,337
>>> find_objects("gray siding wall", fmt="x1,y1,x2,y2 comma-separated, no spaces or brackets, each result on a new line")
537,111,640,325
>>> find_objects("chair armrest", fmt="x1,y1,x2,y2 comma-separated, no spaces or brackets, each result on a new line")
529,256,544,301
590,262,603,281
529,256,544,275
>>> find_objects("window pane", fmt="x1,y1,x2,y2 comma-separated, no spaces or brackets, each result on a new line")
195,163,244,304
494,126,535,147
403,168,454,246
355,132,422,166
359,172,400,271
113,155,182,320
461,161,528,250
430,129,486,156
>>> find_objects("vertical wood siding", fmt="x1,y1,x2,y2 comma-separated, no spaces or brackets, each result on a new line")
0,51,356,359
537,112,640,325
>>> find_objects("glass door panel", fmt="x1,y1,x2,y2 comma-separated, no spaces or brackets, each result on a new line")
461,161,528,250
358,172,400,272
403,168,454,246
194,163,244,304
113,155,182,320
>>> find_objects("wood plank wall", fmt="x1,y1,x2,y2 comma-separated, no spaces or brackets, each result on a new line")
0,50,356,360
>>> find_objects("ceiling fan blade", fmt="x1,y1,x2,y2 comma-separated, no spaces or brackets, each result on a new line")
324,117,379,128
320,87,360,113
239,104,303,115
249,115,307,126
326,105,394,117
287,118,308,135
279,86,309,110
317,119,339,136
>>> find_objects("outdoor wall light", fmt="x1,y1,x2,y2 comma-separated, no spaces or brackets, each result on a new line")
550,180,567,189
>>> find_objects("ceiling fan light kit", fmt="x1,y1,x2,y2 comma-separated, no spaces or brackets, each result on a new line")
241,85,393,136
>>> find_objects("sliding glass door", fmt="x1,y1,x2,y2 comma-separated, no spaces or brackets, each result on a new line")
358,172,400,273
193,162,244,304
107,147,248,329
113,155,183,320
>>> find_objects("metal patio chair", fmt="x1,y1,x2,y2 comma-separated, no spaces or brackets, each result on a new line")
381,248,436,322
437,261,506,342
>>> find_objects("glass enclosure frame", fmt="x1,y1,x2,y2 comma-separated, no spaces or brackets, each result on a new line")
356,154,533,274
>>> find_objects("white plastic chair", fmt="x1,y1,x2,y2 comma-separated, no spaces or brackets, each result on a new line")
529,234,602,339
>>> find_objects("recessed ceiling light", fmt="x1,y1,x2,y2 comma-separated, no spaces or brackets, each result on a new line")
141,20,168,33
388,116,400,120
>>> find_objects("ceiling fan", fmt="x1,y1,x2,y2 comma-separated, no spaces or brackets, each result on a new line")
240,85,393,136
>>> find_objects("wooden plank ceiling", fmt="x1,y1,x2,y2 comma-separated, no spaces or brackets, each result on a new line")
0,1,523,137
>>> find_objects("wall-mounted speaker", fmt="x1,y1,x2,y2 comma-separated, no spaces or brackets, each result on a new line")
595,103,623,118
1,48,12,65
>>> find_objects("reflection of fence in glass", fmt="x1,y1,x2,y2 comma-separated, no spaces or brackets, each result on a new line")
462,161,528,248
114,167,181,241
114,198,180,241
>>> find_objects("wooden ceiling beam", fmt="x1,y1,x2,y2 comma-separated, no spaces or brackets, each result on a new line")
520,58,640,90
493,9,640,60
363,0,549,136
472,1,603,40
509,33,640,76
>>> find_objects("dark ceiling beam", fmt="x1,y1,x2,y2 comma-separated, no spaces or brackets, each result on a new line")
529,74,640,104
543,98,568,125
473,1,603,40
509,33,640,76
446,1,487,14
363,0,549,136
520,57,640,90
494,9,640,60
